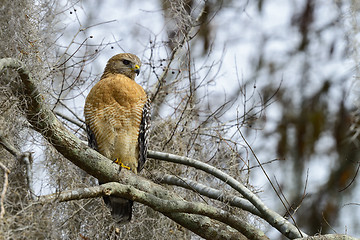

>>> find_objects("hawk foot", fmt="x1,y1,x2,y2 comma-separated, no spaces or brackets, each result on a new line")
113,159,131,170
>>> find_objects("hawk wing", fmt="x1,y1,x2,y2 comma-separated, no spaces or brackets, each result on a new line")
137,98,151,172
86,124,98,151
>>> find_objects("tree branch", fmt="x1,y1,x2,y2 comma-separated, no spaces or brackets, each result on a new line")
153,172,262,217
0,133,35,199
54,110,85,130
40,182,268,240
0,161,10,219
0,57,264,240
148,150,308,239
294,235,359,240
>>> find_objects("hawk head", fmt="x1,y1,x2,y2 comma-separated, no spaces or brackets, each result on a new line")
103,53,141,80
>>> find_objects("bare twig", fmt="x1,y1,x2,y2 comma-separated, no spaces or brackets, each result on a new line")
281,170,309,220
0,161,10,219
0,134,35,198
238,129,304,237
339,161,360,192
51,93,86,125
55,110,85,130
150,3,209,117
0,134,20,158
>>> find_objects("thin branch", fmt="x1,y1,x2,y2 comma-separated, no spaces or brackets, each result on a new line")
0,134,35,199
339,161,360,192
55,110,85,130
0,162,10,219
0,134,20,158
282,170,309,220
153,172,261,217
238,129,303,236
51,94,86,126
150,3,209,116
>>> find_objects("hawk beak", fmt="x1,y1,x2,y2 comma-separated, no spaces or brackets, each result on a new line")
134,64,140,75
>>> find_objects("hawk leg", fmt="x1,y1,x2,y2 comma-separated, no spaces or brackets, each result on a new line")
113,158,131,170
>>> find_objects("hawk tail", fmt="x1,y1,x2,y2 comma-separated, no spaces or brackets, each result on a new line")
103,195,133,224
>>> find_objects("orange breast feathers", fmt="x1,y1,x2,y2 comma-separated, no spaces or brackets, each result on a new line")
84,73,147,172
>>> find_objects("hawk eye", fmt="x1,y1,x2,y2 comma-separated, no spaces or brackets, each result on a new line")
122,59,131,65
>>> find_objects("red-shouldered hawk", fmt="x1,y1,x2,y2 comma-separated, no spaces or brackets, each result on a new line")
84,53,151,223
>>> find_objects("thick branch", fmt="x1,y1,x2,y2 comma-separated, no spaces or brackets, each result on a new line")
148,150,307,239
1,57,263,240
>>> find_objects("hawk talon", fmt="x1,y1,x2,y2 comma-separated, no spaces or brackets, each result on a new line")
120,162,131,170
113,158,131,170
